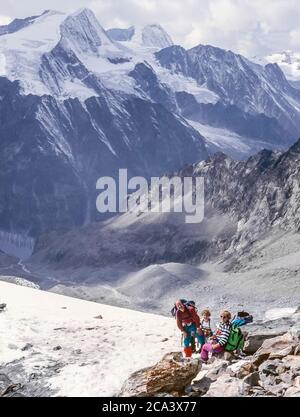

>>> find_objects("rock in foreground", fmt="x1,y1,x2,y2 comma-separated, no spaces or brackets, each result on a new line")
120,352,201,397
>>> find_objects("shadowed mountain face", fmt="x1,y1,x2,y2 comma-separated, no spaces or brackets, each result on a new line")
156,45,300,143
0,8,300,241
0,77,207,237
29,139,300,275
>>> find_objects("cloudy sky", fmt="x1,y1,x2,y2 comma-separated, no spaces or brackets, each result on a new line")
0,0,299,57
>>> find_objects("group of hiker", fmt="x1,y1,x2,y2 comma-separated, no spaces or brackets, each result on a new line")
173,299,252,362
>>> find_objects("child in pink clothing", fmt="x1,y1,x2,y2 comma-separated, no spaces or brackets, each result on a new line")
200,310,231,362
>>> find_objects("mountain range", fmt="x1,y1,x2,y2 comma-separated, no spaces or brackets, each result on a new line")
11,138,298,315
1,8,300,239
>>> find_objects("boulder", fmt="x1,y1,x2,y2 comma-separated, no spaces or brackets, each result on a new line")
243,371,260,387
53,346,62,351
227,360,255,378
21,343,33,351
223,352,235,361
203,374,249,397
191,376,213,396
244,330,286,355
0,374,12,395
279,372,294,385
294,376,300,387
289,323,300,341
294,345,300,356
259,359,282,377
205,360,228,382
258,357,300,396
120,352,201,397
253,333,297,366
244,316,300,355
263,380,290,396
284,386,300,397
282,355,300,375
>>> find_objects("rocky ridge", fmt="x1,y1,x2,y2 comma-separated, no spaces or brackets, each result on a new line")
120,310,300,397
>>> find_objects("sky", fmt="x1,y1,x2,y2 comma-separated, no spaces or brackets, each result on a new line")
0,0,299,57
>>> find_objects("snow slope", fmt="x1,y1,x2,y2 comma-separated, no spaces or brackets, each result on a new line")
187,120,274,159
0,281,179,397
0,10,66,94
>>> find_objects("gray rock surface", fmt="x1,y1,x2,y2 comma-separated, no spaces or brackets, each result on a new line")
120,352,201,397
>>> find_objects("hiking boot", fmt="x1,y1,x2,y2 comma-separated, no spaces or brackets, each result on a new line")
183,347,193,358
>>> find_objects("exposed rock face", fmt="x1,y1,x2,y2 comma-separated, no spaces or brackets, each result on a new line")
243,371,260,387
204,374,249,397
243,318,296,354
253,333,299,366
0,359,59,397
120,352,201,397
152,318,300,398
227,360,255,378
156,44,300,140
0,77,207,237
258,356,300,396
30,139,300,273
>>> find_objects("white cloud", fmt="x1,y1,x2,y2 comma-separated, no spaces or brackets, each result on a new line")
290,29,300,49
0,0,299,57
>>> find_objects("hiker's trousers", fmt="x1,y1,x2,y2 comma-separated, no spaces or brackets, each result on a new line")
200,342,223,361
183,323,205,348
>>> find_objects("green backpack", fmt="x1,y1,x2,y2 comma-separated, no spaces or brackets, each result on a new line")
225,325,245,352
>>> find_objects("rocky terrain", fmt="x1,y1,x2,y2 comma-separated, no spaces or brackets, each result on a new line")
121,309,300,397
11,139,297,316
29,138,300,269
0,280,298,397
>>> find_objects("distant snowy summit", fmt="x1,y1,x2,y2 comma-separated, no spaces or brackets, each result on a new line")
107,23,174,49
0,8,174,96
254,50,300,87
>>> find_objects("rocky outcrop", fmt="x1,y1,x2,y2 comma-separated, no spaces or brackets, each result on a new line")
203,374,249,397
120,352,201,397
124,315,300,398
253,333,298,366
30,139,300,275
257,355,300,396
195,327,300,397
0,76,207,238
243,319,294,354
156,44,300,140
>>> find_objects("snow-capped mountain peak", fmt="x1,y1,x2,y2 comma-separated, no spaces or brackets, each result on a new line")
107,23,173,50
60,8,121,55
266,50,300,83
141,24,173,49
0,8,127,96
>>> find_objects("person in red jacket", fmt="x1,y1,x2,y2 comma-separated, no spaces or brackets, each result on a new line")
175,300,205,358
